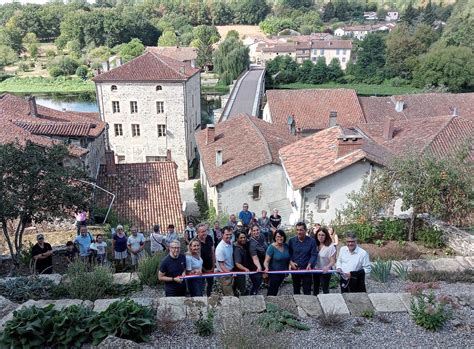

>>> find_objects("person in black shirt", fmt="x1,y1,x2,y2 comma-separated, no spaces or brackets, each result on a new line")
248,225,267,295
196,223,215,297
269,209,282,241
158,240,186,297
31,234,53,274
233,232,250,296
64,241,78,264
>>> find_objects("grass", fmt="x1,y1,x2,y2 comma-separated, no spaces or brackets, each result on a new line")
272,82,422,96
0,76,95,94
202,84,230,94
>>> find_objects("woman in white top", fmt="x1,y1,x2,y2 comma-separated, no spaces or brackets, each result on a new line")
313,227,336,296
150,225,165,254
185,239,204,297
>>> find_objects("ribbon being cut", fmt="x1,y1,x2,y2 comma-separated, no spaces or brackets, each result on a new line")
179,269,339,280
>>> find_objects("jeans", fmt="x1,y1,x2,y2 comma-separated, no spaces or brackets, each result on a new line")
203,276,214,297
249,273,262,295
187,278,204,297
267,274,286,296
313,273,331,295
165,283,186,297
292,272,312,295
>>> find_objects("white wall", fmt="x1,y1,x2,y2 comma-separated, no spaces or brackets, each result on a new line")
262,103,272,123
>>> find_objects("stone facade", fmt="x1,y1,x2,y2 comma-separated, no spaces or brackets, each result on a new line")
95,74,201,180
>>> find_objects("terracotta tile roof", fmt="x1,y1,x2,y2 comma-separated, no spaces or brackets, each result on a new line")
279,126,388,190
96,162,184,232
92,51,200,82
12,120,95,137
359,93,474,123
262,44,297,53
266,89,366,130
195,114,296,186
309,40,352,49
146,46,197,62
428,117,474,160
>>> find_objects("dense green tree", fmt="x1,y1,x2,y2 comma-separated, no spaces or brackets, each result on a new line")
334,0,350,21
280,0,313,10
422,0,436,25
226,30,239,40
327,58,344,81
210,1,233,25
401,2,419,26
192,25,220,68
22,33,39,58
158,31,178,47
298,59,314,83
439,0,473,51
322,1,335,22
213,37,250,84
87,45,112,62
232,0,270,25
0,45,17,68
413,46,474,92
352,33,386,83
266,55,298,82
0,28,22,53
115,38,144,62
309,56,328,84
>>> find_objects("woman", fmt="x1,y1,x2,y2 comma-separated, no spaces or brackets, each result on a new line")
185,239,204,297
328,226,339,247
248,225,267,295
258,210,271,244
264,230,290,296
212,221,222,248
233,232,250,296
313,227,336,296
112,225,128,272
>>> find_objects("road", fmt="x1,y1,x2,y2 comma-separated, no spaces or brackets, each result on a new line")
226,68,265,118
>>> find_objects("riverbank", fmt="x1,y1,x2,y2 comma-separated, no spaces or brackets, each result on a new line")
271,82,422,96
0,76,95,94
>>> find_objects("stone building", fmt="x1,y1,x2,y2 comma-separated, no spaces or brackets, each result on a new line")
93,51,201,180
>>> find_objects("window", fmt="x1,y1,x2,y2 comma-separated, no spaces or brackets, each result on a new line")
336,49,340,55
114,124,123,136
112,101,120,113
131,124,140,137
156,85,162,91
343,49,347,55
312,57,317,62
157,124,166,137
117,155,126,163
316,195,330,213
252,185,261,200
111,85,117,91
156,101,164,114
320,49,325,55
146,156,167,162
342,57,346,63
130,101,138,113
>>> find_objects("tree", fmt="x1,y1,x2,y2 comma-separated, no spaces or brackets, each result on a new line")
0,45,17,68
352,33,386,83
422,0,436,26
226,30,239,40
191,25,220,68
232,0,270,25
327,58,344,81
310,57,328,84
0,27,23,53
322,1,335,22
334,0,350,21
439,0,474,50
413,46,474,92
22,32,39,58
298,59,314,83
116,38,144,62
280,0,312,10
0,142,91,270
401,2,419,26
158,30,178,47
213,37,249,84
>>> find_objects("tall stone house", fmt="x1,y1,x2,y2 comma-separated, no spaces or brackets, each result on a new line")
93,51,201,180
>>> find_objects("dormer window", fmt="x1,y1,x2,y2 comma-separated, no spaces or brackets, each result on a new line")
111,85,117,91
156,85,162,91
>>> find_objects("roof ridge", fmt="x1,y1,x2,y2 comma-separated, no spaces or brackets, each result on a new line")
148,51,187,78
246,116,273,163
421,116,455,155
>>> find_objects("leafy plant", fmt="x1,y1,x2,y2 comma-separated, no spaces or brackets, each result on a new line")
392,262,409,281
49,305,96,347
137,252,165,287
257,303,309,332
106,280,142,297
378,218,407,241
411,291,452,331
361,309,374,319
348,223,376,243
329,273,339,289
65,261,113,301
375,239,384,247
18,240,34,268
90,299,155,344
416,227,445,248
370,259,392,283
0,277,57,303
195,310,215,337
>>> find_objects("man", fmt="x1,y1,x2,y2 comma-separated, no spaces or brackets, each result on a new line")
184,221,197,245
288,222,318,295
31,234,53,274
227,214,238,233
150,224,166,254
197,222,215,297
127,226,145,269
74,225,94,264
158,240,186,297
238,203,253,228
215,226,234,296
269,208,282,240
336,232,371,293
164,224,179,250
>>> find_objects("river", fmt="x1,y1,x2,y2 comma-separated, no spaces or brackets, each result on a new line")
12,92,99,113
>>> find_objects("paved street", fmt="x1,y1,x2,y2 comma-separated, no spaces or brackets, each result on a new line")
227,68,265,118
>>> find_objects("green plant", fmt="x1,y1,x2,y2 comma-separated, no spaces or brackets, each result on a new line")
416,227,445,248
65,261,113,301
329,273,339,289
348,223,376,243
257,303,309,332
18,240,34,268
370,259,392,283
411,291,452,331
49,305,96,347
193,180,209,220
378,218,407,241
0,277,57,303
195,310,215,337
90,299,155,344
375,239,384,247
106,280,143,297
392,262,409,281
361,309,374,319
137,252,164,287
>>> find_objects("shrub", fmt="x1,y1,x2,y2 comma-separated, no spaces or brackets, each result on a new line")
411,291,452,331
65,261,113,301
0,277,57,303
416,227,444,248
18,62,31,72
48,65,63,77
389,77,408,87
319,309,345,327
90,299,155,344
377,218,407,241
49,305,96,347
370,259,392,283
361,309,374,319
257,303,309,332
75,65,88,80
46,49,56,58
195,310,215,337
392,262,409,281
348,223,376,243
137,252,164,287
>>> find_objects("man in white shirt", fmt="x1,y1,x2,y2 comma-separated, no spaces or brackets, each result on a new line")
215,226,234,296
336,232,371,293
127,226,145,269
150,224,165,254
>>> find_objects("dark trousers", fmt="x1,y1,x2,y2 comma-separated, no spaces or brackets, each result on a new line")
267,274,286,296
340,269,366,293
204,276,214,297
233,275,247,296
165,284,186,297
187,278,204,297
249,273,262,295
292,273,312,295
313,273,331,295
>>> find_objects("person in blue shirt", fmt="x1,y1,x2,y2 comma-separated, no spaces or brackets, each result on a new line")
288,222,318,295
238,203,253,232
74,225,94,264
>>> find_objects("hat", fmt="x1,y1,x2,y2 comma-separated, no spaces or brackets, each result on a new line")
36,233,44,240
237,221,243,227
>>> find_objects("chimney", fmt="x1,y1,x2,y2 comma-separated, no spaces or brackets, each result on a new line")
216,149,223,167
166,149,172,161
337,135,363,158
28,96,38,117
116,57,123,67
329,111,337,127
451,106,458,117
101,61,110,72
105,150,117,176
206,124,215,144
383,117,395,140
179,66,185,74
191,60,196,68
394,96,404,112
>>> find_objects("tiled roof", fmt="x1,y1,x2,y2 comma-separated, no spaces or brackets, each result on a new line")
13,120,95,137
260,40,351,53
310,40,352,49
92,51,200,82
266,89,366,130
96,162,184,232
262,45,296,53
146,46,197,62
279,126,388,190
359,93,474,123
195,114,296,186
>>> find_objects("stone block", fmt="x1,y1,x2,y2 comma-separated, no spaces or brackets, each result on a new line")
265,295,297,315
156,297,186,322
317,294,350,316
94,299,120,313
240,295,266,314
369,293,408,313
398,293,413,314
112,272,139,285
217,296,242,329
342,293,375,317
430,258,464,272
130,297,154,308
38,273,62,285
409,259,436,272
185,297,208,320
0,296,18,319
293,295,323,317
454,256,473,269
